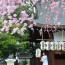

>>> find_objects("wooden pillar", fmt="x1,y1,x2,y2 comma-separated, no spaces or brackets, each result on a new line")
52,51,55,65
47,51,55,65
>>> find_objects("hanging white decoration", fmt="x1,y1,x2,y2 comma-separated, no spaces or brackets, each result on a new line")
50,41,56,50
62,42,65,51
40,41,46,50
45,41,51,50
50,42,55,50
53,41,57,50
56,41,62,51
35,48,41,58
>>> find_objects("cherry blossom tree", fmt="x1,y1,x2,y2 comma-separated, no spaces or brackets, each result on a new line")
31,0,65,29
0,0,34,36
0,0,35,58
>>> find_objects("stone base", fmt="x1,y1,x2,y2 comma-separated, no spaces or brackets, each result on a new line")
5,59,16,65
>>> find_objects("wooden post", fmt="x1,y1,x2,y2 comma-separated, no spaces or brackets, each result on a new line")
41,27,43,41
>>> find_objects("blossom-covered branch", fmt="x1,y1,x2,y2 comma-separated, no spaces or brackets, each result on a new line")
0,0,34,35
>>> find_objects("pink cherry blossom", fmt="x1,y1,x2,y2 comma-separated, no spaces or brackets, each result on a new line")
16,23,20,27
53,16,58,22
20,27,26,35
16,20,19,23
21,27,26,32
7,0,12,3
63,8,65,11
21,2,26,6
11,27,19,34
20,20,23,24
30,28,34,32
12,18,17,23
7,5,18,14
20,18,26,22
28,24,33,28
5,26,9,32
24,23,27,27
3,20,8,25
61,5,64,8
33,21,37,26
21,11,28,18
50,7,55,13
13,14,17,17
56,11,60,15
50,2,56,7
0,1,2,6
8,20,13,27
2,11,7,15
16,0,22,3
0,0,34,35
8,15,13,19
19,17,22,21
0,25,9,32
13,0,19,3
0,10,3,15
40,0,45,4
17,30,21,34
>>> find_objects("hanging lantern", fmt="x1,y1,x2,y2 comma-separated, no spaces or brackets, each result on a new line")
62,42,65,51
35,48,41,58
56,41,61,51
50,41,57,50
40,41,46,50
45,41,51,50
